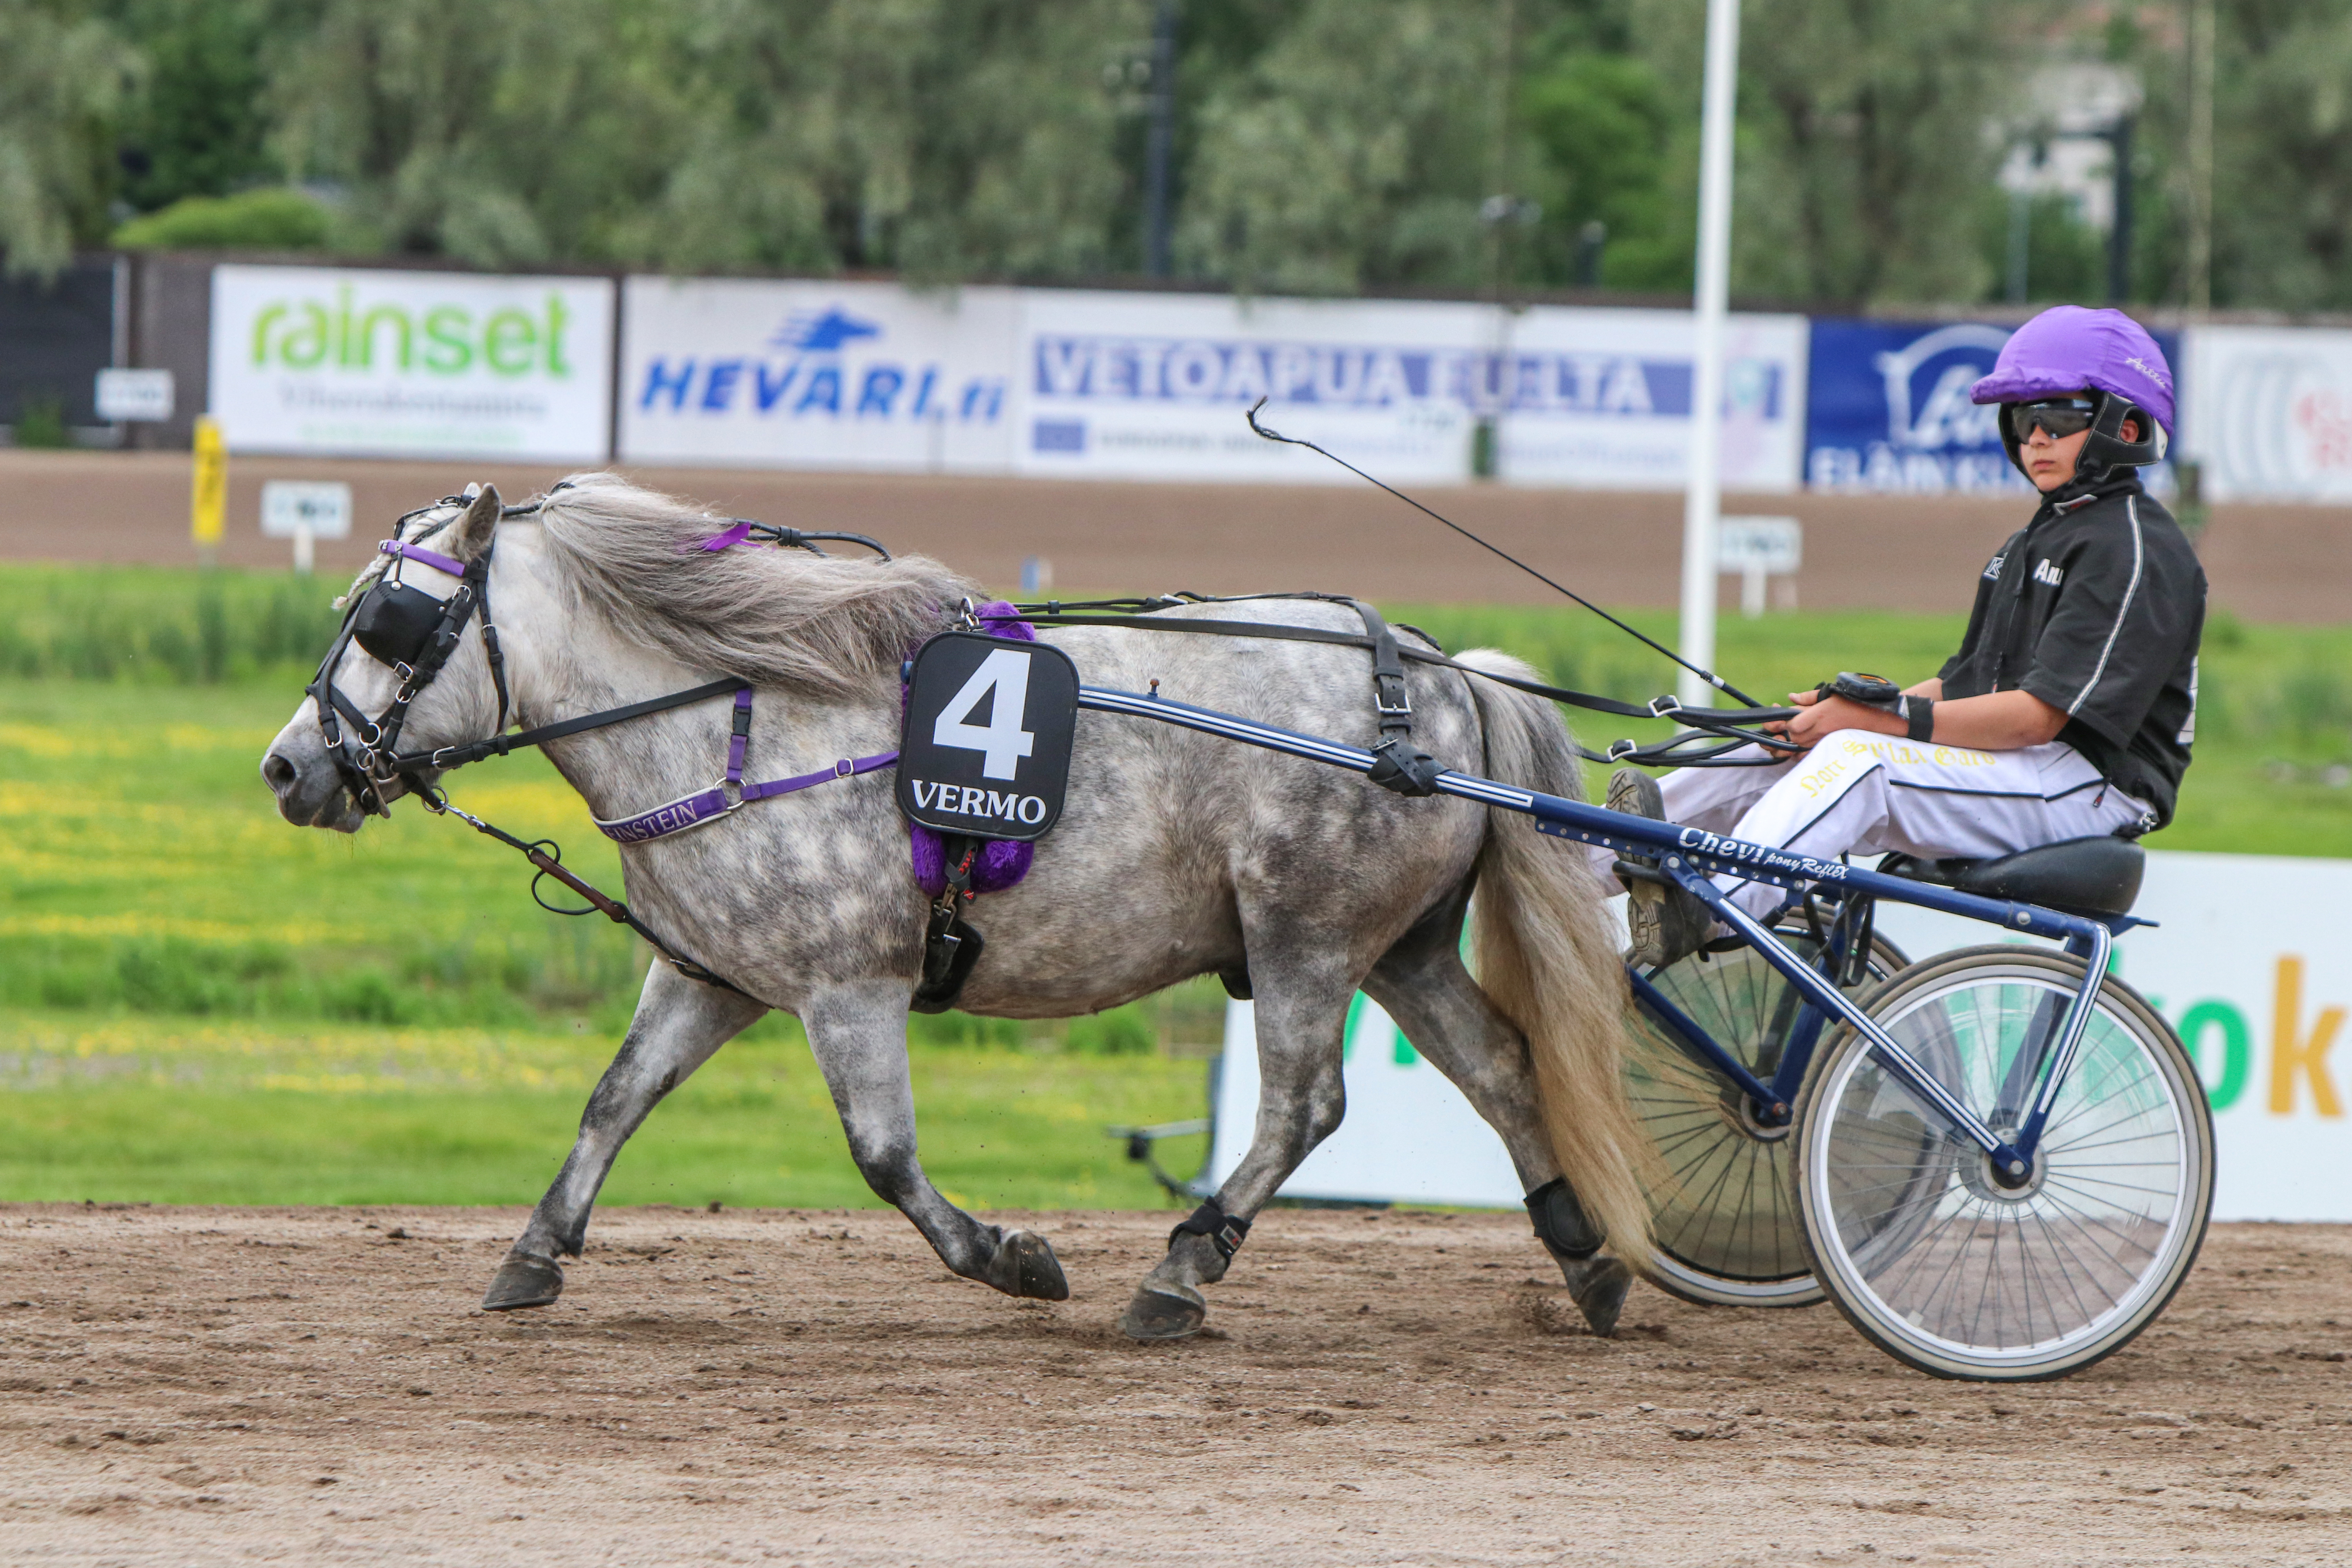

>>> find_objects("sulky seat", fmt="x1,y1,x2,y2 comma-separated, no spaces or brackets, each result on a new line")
1877,835,2145,919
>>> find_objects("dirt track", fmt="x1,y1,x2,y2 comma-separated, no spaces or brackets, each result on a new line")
6,448,2351,620
3,1207,2347,1565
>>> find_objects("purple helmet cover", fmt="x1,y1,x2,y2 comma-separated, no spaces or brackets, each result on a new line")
1968,305,2175,437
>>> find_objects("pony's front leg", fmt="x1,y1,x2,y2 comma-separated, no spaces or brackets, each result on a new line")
802,981,1069,1301
483,962,767,1310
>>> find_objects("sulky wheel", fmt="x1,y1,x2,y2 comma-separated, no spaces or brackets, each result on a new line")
1623,920,1906,1308
1787,945,2214,1381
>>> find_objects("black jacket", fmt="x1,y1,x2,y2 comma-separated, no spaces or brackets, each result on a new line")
1938,472,2205,828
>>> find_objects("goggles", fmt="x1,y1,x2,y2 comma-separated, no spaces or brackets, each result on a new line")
2002,397,2100,443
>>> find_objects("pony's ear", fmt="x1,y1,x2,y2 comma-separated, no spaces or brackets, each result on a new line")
446,483,502,561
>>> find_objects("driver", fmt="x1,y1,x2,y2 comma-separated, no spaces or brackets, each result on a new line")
1607,305,2205,968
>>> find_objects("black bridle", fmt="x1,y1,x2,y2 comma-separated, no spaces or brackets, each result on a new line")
306,494,513,818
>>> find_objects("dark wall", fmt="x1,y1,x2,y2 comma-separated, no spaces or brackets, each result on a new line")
0,261,117,431
125,252,211,450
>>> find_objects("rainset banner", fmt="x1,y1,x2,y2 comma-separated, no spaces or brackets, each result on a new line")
2180,324,2352,502
1216,849,2352,1223
207,265,615,462
1016,290,1807,490
1804,316,2181,496
617,277,1018,472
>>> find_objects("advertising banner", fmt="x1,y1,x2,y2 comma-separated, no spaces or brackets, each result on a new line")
1015,291,1806,490
1496,307,1806,492
1015,289,1486,484
207,265,614,462
1213,849,2351,1222
617,277,1018,472
2181,325,2352,502
1804,316,2180,496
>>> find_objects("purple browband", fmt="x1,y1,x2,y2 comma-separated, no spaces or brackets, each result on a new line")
593,686,895,844
380,539,470,578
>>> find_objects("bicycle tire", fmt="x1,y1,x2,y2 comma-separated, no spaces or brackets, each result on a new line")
1787,944,2214,1380
1625,922,1907,1308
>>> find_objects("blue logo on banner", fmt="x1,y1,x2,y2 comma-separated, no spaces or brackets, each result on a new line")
1805,320,2020,493
637,304,1005,425
771,307,884,354
1806,319,2181,494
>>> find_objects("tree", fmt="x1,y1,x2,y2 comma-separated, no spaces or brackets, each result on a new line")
1519,33,1680,289
267,0,690,266
1177,0,1501,294
640,0,1151,279
1628,0,2030,305
2201,0,2352,310
0,0,142,278
109,0,281,213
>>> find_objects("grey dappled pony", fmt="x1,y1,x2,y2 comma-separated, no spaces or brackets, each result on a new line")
260,475,1652,1339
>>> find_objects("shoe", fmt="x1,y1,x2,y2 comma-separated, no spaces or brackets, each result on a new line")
1607,767,1713,970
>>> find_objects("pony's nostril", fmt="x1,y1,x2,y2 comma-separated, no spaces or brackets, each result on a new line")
262,751,299,793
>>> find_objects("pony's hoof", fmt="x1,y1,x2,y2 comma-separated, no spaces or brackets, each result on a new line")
1559,1255,1633,1338
482,1254,564,1312
1119,1282,1206,1341
984,1229,1069,1301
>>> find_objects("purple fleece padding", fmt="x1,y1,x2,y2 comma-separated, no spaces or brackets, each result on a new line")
1968,306,2176,437
909,603,1038,898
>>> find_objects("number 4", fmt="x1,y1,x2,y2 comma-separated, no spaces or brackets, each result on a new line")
932,648,1035,780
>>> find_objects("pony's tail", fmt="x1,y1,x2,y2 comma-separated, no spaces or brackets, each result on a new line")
1458,650,1656,1273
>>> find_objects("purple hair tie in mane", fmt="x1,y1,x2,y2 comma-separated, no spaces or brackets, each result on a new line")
907,602,1037,899
689,521,756,554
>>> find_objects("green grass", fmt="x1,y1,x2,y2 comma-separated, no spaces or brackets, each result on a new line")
4,561,2350,1206
0,1012,1209,1208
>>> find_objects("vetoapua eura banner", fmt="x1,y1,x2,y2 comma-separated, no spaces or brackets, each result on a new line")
1214,849,2351,1221
1014,290,1807,491
609,276,1808,490
207,264,614,463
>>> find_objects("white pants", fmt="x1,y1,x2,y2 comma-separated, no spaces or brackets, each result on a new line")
1592,731,2150,922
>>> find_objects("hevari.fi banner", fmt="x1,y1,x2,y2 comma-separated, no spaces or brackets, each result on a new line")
2181,324,2352,502
1215,849,2349,1222
207,264,613,462
617,277,1018,472
1014,291,1807,490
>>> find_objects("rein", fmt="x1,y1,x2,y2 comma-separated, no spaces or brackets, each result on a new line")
1000,595,1799,768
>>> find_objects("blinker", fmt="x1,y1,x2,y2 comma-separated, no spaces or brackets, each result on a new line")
353,581,448,671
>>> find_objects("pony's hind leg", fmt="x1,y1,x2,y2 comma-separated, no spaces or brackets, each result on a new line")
1120,945,1357,1341
1360,882,1635,1336
801,982,1069,1301
485,962,768,1310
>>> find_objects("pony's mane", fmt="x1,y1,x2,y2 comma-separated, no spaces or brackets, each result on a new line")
528,472,975,695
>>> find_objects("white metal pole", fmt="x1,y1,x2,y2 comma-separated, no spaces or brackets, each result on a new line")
1679,0,1742,708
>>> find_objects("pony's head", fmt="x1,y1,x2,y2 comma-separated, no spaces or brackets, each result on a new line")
261,484,510,831
261,472,975,832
